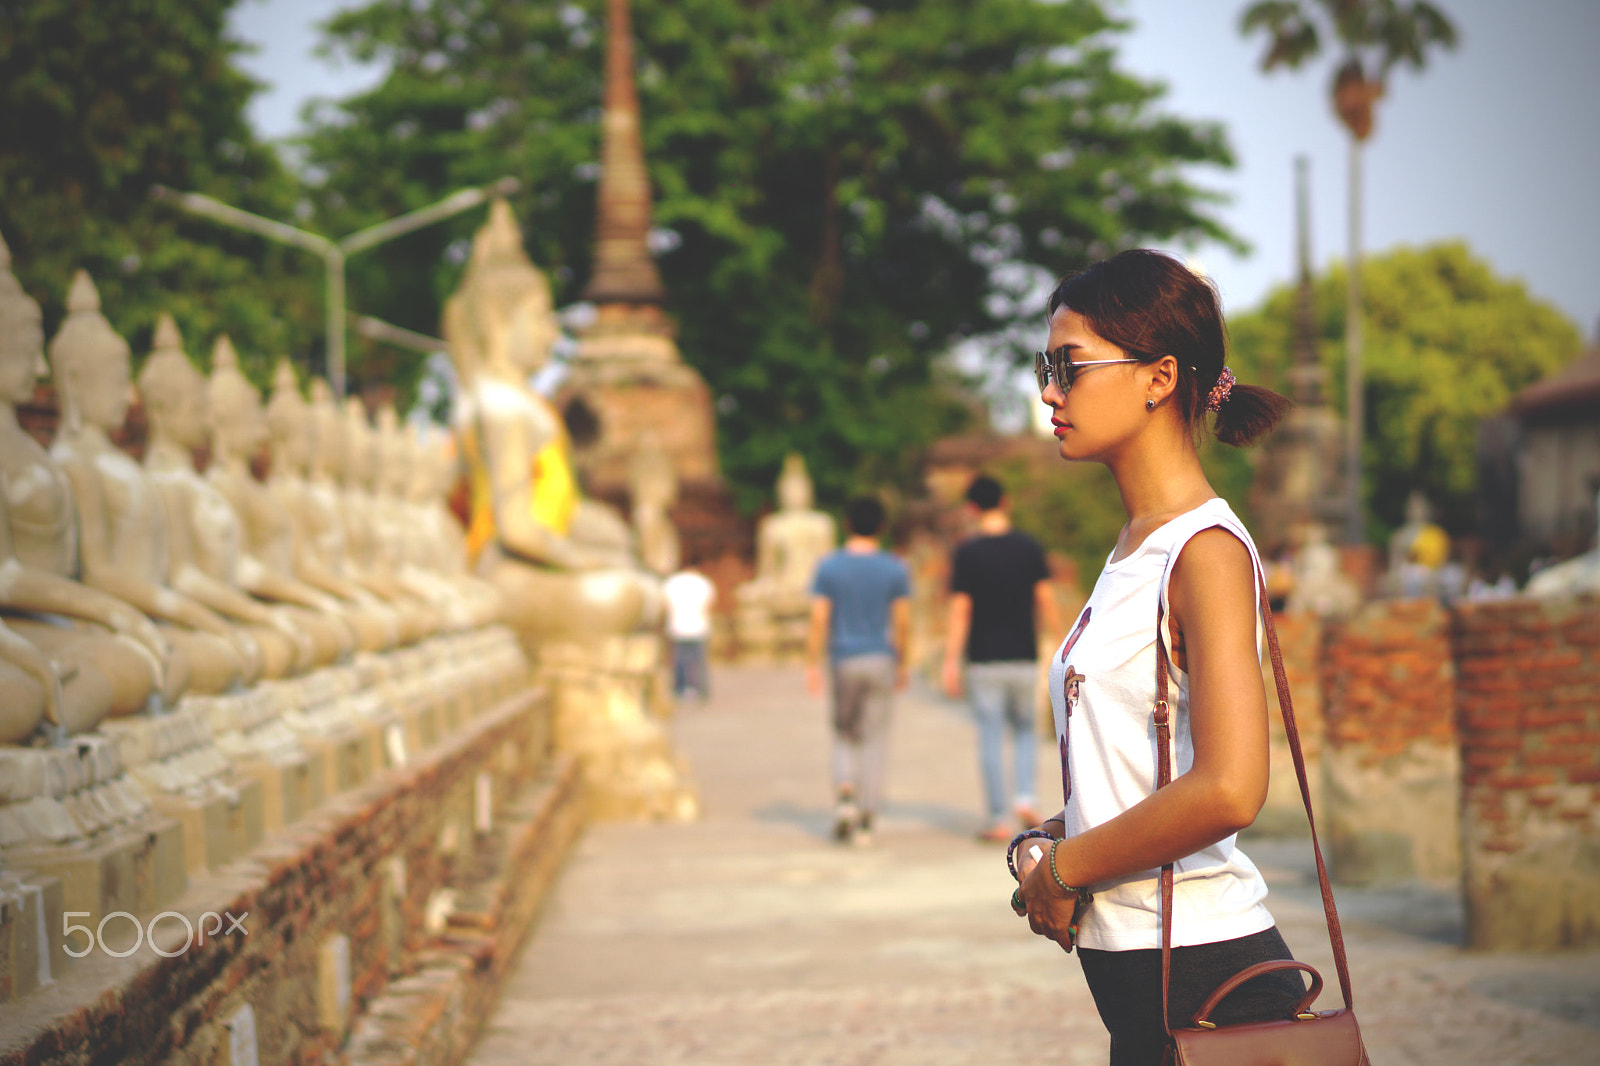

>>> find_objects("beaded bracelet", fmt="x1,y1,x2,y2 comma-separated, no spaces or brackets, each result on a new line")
1006,829,1056,882
1048,838,1094,904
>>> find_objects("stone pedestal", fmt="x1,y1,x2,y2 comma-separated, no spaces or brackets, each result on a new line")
0,738,187,934
536,634,696,821
98,702,265,877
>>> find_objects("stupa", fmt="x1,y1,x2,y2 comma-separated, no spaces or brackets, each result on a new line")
556,0,719,504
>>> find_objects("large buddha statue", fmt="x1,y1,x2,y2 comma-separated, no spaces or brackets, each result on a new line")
734,453,836,659
396,422,503,628
444,198,657,644
47,271,255,695
0,233,173,723
262,362,397,652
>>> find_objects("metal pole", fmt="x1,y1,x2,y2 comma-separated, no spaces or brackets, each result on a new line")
152,177,518,400
1344,140,1365,545
328,246,347,401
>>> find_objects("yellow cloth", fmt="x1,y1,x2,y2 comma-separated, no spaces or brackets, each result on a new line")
458,424,579,564
530,437,577,537
1408,524,1450,569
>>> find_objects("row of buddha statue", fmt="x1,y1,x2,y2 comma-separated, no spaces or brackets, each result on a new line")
0,228,501,748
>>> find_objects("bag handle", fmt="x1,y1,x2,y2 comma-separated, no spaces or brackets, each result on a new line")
1186,960,1324,1027
1155,572,1355,1040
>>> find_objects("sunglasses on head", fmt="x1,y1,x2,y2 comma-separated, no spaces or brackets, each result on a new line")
1033,347,1144,395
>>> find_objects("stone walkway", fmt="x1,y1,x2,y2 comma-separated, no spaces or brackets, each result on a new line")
466,665,1598,1066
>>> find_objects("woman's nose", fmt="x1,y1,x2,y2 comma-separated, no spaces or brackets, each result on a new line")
1040,381,1066,407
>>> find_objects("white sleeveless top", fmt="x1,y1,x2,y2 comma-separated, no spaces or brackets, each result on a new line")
1047,497,1275,950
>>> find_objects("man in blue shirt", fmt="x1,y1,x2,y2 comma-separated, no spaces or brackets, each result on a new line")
805,495,910,845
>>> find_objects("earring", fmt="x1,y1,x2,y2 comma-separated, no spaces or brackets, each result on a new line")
1145,398,1155,411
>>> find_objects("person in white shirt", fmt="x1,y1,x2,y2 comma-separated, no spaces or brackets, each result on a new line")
663,566,716,701
1012,250,1305,1066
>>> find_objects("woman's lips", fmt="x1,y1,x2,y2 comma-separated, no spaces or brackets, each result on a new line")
1052,419,1071,437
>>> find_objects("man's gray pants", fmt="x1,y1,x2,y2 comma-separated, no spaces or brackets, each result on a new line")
830,653,896,816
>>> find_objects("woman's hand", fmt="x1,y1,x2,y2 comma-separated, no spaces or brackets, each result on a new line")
1015,842,1090,953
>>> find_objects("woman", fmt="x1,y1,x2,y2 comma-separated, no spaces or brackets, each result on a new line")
1012,250,1301,1065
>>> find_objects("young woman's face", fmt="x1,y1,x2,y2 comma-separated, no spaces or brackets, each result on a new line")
1040,307,1146,462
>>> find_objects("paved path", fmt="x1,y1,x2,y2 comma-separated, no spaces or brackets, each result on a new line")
467,666,1598,1065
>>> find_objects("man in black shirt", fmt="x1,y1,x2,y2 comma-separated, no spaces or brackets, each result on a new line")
942,474,1062,841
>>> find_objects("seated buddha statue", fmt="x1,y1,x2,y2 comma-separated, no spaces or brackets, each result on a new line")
734,453,836,657
399,422,504,628
198,336,359,667
336,396,439,641
444,198,657,646
0,231,174,722
47,271,256,694
262,361,398,652
137,319,344,675
0,614,58,743
368,404,479,629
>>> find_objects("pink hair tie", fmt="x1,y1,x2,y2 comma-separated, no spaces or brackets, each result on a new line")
1205,366,1236,412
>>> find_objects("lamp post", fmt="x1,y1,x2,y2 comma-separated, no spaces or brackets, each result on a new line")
151,176,517,398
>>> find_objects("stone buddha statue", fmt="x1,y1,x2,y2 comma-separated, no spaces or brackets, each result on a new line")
297,379,421,647
366,405,494,630
734,453,836,658
630,432,680,577
199,336,361,668
47,271,256,695
262,362,398,652
1384,491,1451,600
337,396,438,641
0,232,173,728
0,615,72,743
397,422,503,628
138,318,348,677
443,198,658,645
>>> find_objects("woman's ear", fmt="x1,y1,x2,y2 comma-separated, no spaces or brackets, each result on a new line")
1146,355,1180,406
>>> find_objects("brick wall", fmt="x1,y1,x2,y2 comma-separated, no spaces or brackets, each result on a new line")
0,687,585,1066
1256,611,1324,836
1319,600,1460,885
1453,594,1600,950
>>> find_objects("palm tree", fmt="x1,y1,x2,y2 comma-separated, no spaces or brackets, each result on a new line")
1240,0,1457,545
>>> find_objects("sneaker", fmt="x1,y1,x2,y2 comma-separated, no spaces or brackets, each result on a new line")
853,811,874,846
978,822,1014,843
833,795,859,843
1015,805,1042,829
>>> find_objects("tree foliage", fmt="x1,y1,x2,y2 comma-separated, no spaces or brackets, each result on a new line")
0,0,318,383
1228,242,1582,540
302,0,1240,508
1239,0,1457,141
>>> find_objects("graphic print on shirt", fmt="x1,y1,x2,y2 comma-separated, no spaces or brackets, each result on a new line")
1057,607,1091,806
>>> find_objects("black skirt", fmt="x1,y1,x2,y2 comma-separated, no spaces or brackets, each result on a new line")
1077,925,1307,1066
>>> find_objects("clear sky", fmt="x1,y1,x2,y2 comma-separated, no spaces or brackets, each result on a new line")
230,0,1600,337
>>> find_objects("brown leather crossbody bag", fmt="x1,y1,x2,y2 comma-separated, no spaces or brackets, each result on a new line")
1152,575,1370,1066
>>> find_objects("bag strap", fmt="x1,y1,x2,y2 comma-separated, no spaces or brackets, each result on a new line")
1155,572,1355,1040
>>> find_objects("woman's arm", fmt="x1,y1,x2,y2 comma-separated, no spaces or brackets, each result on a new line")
1021,528,1269,928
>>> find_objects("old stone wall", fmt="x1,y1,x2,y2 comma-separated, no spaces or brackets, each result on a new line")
1454,595,1600,950
1319,600,1460,886
0,685,585,1066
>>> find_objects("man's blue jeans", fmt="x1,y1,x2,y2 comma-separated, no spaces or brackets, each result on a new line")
966,660,1039,822
672,639,709,699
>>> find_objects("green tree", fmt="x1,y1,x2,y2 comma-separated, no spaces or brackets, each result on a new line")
1240,0,1459,543
302,0,1240,508
1228,242,1582,541
0,0,318,383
